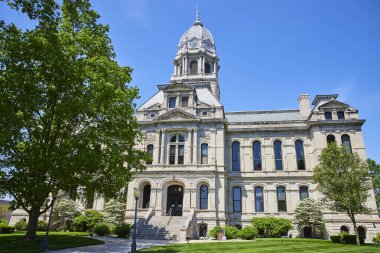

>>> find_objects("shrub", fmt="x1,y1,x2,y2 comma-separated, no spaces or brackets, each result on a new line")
0,219,8,225
251,217,292,238
342,234,364,244
73,215,88,232
209,226,221,238
93,223,110,236
373,232,380,243
113,223,131,238
72,210,104,232
330,235,341,243
37,220,48,231
209,226,239,239
52,198,81,231
0,224,15,234
14,219,28,231
238,226,258,240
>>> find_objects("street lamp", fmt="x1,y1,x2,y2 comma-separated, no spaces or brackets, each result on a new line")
42,196,57,252
131,188,141,253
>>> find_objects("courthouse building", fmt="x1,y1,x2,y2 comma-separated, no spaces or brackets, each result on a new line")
123,14,380,241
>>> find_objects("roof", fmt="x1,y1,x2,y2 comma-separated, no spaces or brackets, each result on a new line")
225,110,304,123
312,94,338,105
178,20,214,47
138,91,164,110
195,88,222,107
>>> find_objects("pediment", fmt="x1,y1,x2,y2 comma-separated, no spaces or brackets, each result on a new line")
318,100,350,109
157,108,198,121
146,103,161,110
163,83,194,91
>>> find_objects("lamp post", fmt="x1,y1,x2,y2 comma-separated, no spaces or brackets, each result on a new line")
42,196,57,252
131,188,140,253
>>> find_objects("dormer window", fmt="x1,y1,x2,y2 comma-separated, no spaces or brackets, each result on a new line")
181,97,188,107
324,111,332,120
169,97,176,108
337,111,345,120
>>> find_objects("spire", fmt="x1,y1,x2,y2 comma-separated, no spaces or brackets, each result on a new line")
193,1,203,26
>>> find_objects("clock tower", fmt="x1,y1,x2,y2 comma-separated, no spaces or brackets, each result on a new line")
170,12,221,100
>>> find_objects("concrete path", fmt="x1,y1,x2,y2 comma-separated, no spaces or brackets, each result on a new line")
51,236,175,253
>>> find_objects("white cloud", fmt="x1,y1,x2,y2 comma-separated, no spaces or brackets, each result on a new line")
123,0,148,26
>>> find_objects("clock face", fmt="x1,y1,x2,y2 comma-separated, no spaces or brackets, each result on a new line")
189,40,198,48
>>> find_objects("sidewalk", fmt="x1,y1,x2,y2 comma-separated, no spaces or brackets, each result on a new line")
51,236,175,253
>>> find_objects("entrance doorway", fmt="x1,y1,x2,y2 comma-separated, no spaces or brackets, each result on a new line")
303,226,312,238
167,185,183,216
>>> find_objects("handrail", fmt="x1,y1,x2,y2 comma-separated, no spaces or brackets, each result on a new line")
166,207,173,216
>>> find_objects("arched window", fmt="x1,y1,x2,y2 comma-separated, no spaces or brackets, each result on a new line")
232,141,240,171
190,60,198,74
146,144,153,165
205,62,211,73
341,134,352,154
255,187,264,212
169,135,185,164
178,64,182,75
295,140,306,170
201,143,208,164
199,185,208,209
253,141,262,171
327,134,336,144
142,184,151,208
233,187,242,212
274,140,283,171
277,186,287,212
340,225,349,233
299,186,309,201
358,226,366,239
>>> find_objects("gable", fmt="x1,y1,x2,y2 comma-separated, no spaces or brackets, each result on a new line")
156,108,198,121
318,100,350,109
163,83,194,92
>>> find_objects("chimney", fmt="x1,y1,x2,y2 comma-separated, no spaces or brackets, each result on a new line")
298,94,311,118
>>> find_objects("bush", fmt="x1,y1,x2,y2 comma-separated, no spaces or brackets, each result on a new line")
113,223,131,238
14,219,28,231
0,224,15,234
373,232,380,243
0,219,8,225
209,226,239,239
238,226,258,240
343,234,365,244
251,217,292,238
37,220,48,231
330,235,341,243
72,210,104,232
93,223,110,236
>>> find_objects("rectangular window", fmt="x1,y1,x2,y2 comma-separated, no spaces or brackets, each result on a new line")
147,145,153,165
201,144,208,164
255,187,264,212
178,145,184,164
299,187,309,201
277,187,287,212
86,190,94,209
169,97,176,108
233,187,241,212
169,145,176,164
337,111,345,120
324,111,332,120
181,97,188,107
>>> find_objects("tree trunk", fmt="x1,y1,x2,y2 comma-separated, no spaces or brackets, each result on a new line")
25,207,40,240
351,215,360,246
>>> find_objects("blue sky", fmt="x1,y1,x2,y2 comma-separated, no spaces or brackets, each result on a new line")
1,0,380,163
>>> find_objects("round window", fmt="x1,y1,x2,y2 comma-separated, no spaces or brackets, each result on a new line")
202,111,208,116
150,113,155,118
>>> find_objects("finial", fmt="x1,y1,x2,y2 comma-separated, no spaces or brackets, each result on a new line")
196,1,200,21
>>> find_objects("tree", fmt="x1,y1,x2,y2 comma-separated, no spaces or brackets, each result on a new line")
293,198,325,238
313,143,372,245
52,198,80,231
0,0,148,240
103,198,126,226
368,159,380,213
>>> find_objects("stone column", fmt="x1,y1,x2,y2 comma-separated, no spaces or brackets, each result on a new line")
210,188,215,209
184,189,191,210
156,189,162,214
193,129,198,164
160,130,166,165
150,188,157,208
154,130,161,165
186,129,192,164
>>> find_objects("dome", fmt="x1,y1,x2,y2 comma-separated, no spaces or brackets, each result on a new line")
178,17,214,47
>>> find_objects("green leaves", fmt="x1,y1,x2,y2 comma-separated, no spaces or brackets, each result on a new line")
293,199,325,238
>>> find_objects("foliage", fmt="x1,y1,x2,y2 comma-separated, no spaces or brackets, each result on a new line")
14,219,28,231
103,198,126,225
209,226,239,239
251,217,292,238
36,220,48,231
0,224,15,233
0,219,7,225
343,234,364,244
52,198,80,231
313,144,372,245
237,226,258,240
330,235,341,243
368,159,380,213
93,223,110,236
373,232,380,243
293,198,325,238
0,0,148,240
113,223,131,238
0,204,10,220
72,210,104,232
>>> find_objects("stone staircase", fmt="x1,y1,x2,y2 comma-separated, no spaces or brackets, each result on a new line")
136,216,188,241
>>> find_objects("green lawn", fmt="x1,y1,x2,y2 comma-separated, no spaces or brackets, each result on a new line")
138,238,380,253
0,231,103,253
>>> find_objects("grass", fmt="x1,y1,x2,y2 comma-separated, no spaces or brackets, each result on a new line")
138,238,380,253
0,231,103,253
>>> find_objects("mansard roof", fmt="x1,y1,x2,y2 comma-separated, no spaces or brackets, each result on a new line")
225,110,303,123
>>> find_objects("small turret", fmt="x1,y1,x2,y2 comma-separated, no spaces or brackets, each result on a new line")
298,94,311,118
